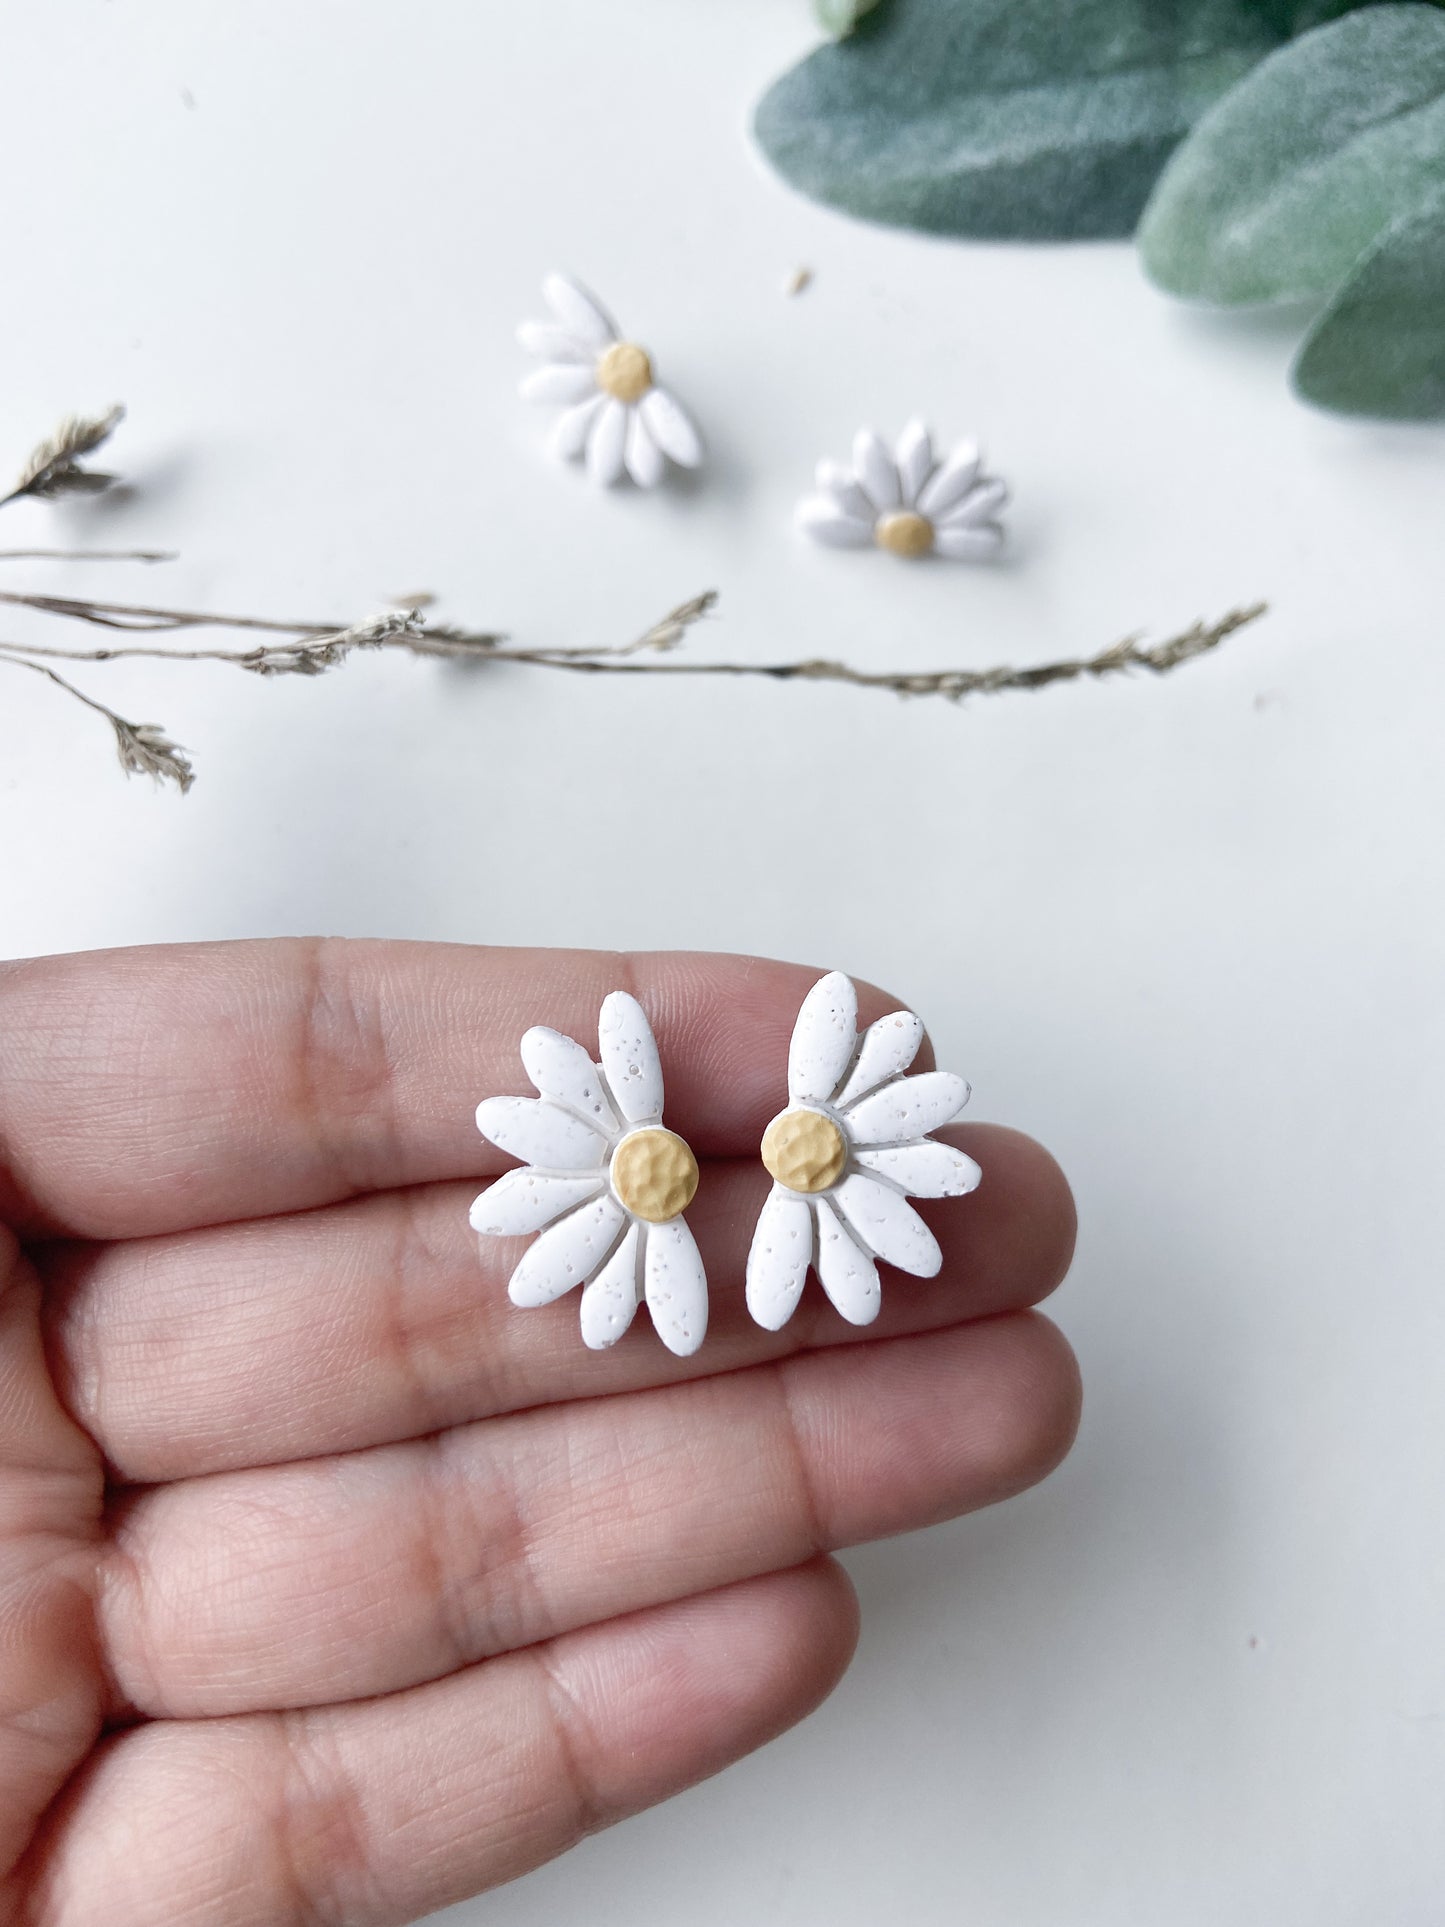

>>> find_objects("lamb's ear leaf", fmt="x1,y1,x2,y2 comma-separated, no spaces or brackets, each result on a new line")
1291,179,1445,418
1139,4,1445,305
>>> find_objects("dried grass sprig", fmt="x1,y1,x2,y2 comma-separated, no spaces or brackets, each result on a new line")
0,406,126,507
0,648,194,792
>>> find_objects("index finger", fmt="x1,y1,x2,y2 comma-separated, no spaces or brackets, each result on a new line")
0,940,936,1240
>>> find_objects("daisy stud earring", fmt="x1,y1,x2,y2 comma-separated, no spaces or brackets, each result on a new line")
746,972,981,1332
471,992,708,1356
517,273,705,488
796,421,1008,562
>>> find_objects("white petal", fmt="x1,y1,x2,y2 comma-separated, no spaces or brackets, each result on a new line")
597,990,664,1124
639,387,703,467
643,1218,708,1356
916,441,983,519
470,1169,606,1238
624,408,665,489
516,320,590,362
520,1026,619,1134
586,398,629,487
853,428,900,513
815,459,874,523
833,1010,925,1109
795,496,873,548
550,394,605,461
579,1223,643,1349
542,273,617,348
519,362,597,406
938,477,1009,527
813,1197,881,1326
788,971,858,1105
832,1172,941,1278
508,1194,627,1307
475,1095,609,1171
856,1142,981,1199
745,1190,814,1332
843,1072,971,1147
894,420,933,506
932,524,1004,562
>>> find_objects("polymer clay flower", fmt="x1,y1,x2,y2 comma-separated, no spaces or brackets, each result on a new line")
795,421,1008,561
746,972,980,1331
517,273,704,488
472,992,707,1356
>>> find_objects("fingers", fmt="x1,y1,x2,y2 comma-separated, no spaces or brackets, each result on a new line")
46,1126,1076,1481
18,1560,858,1927
96,1315,1079,1719
0,940,926,1239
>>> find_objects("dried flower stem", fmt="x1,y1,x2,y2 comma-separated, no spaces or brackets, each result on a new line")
0,647,194,791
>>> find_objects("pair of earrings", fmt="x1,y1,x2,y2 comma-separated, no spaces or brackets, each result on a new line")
517,273,1010,564
471,972,981,1357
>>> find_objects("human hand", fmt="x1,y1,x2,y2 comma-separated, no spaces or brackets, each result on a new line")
0,941,1077,1925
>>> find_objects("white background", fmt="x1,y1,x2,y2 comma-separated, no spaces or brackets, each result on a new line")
2,4,1443,1922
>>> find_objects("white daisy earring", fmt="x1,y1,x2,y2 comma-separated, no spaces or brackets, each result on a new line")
795,422,1008,561
517,273,705,488
471,992,708,1356
745,972,981,1332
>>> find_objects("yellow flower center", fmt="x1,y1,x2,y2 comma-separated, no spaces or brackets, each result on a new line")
610,1127,699,1223
874,510,934,559
760,1109,848,1194
595,341,654,404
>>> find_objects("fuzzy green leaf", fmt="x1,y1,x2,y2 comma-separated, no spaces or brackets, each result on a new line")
755,0,1372,241
1139,5,1445,303
814,0,884,38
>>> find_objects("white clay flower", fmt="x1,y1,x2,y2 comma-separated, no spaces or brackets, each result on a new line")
796,421,1008,561
472,992,707,1355
746,972,980,1331
517,273,704,488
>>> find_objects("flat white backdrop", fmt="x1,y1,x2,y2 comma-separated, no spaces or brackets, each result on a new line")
2,4,1443,1922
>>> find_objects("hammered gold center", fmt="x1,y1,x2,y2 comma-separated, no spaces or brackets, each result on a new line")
595,341,654,404
761,1109,847,1195
611,1127,698,1224
874,510,935,559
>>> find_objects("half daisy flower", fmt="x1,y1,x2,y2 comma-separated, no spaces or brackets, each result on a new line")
796,421,1008,561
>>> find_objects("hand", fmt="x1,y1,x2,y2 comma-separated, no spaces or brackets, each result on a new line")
0,941,1078,1925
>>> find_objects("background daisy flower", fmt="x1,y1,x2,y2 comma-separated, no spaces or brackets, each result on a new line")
746,971,980,1331
796,420,1008,560
472,991,708,1355
517,272,704,488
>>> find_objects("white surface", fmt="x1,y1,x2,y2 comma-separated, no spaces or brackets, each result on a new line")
2,4,1443,1923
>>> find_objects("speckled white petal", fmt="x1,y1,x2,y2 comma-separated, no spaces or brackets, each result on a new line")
932,523,1004,562
788,971,859,1105
915,442,983,520
520,1026,619,1134
508,1193,628,1307
856,1142,982,1199
815,459,875,523
517,320,590,362
542,273,617,348
643,1218,708,1356
551,394,605,460
843,1071,971,1146
475,1095,609,1171
639,387,703,467
597,991,665,1124
579,1222,642,1350
586,398,629,486
895,420,934,506
795,497,873,547
833,1010,925,1109
832,1172,942,1277
624,407,665,489
519,362,598,406
745,1189,814,1332
938,477,1009,528
470,1169,606,1237
813,1197,881,1326
853,429,900,513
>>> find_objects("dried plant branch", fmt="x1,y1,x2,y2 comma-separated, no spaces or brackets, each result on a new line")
0,649,193,792
0,406,126,508
0,547,175,564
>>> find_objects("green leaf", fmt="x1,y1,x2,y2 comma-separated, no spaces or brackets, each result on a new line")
1292,179,1445,416
814,0,885,38
754,0,1371,241
1139,5,1445,303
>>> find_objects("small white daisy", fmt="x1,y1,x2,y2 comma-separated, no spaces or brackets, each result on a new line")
517,273,704,488
796,421,1008,561
746,972,980,1331
472,992,707,1356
